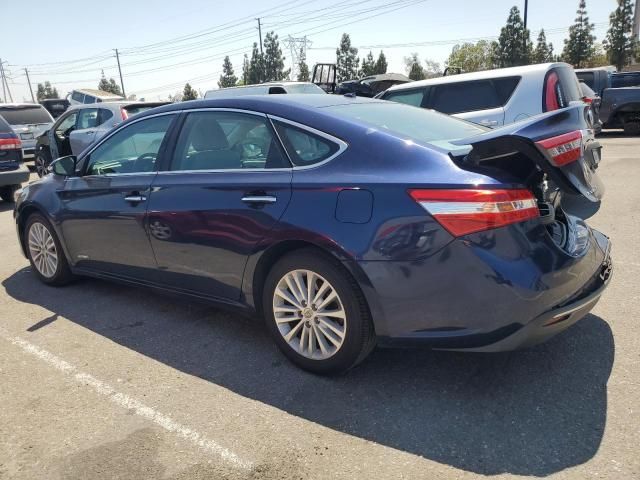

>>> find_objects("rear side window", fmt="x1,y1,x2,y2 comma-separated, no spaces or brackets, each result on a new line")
0,106,53,125
384,88,426,107
611,73,640,88
430,80,501,114
71,92,84,103
98,108,114,125
84,95,97,104
576,72,595,90
273,122,340,167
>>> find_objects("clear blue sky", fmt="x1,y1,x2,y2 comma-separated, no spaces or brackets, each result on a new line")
1,0,617,101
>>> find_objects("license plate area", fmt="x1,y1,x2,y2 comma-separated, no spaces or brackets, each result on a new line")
20,133,34,140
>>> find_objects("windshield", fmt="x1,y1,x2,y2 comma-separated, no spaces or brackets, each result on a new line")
0,106,53,125
325,102,485,150
285,84,326,94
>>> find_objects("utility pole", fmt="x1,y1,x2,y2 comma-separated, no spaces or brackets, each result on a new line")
0,60,13,102
256,18,264,83
114,48,126,98
24,68,35,102
0,59,5,103
523,0,529,52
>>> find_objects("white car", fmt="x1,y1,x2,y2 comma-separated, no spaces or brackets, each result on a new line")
379,62,584,127
204,82,325,99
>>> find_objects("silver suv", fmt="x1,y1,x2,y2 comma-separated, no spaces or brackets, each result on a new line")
0,103,54,161
34,101,167,176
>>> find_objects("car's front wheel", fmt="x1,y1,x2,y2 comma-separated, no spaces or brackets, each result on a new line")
263,249,375,374
35,151,51,177
24,214,74,286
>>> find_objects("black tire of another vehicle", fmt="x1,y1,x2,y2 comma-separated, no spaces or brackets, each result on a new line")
24,213,74,286
0,186,17,202
35,150,52,177
263,248,376,375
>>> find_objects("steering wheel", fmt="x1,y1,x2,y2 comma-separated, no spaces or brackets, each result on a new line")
133,152,157,172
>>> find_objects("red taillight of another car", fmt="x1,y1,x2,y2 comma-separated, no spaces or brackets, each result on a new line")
535,130,582,167
120,108,129,121
408,188,539,237
544,71,561,111
0,137,21,150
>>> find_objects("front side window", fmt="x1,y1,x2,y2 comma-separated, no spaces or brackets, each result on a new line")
384,88,426,107
171,111,289,171
55,112,78,135
85,115,173,175
77,108,99,129
273,122,339,167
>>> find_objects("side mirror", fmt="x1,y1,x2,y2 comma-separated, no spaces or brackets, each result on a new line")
49,156,77,176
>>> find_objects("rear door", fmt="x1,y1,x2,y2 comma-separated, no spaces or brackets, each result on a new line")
69,107,99,154
147,109,292,301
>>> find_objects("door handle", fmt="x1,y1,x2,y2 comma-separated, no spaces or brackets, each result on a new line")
479,119,498,126
85,130,95,135
241,195,277,204
124,193,147,203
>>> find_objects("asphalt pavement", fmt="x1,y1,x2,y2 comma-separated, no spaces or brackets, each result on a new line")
0,132,638,479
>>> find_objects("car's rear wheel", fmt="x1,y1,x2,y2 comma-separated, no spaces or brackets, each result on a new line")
25,214,74,286
263,249,375,374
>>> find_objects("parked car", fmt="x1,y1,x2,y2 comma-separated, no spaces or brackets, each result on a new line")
68,88,124,106
335,73,412,97
204,82,325,99
15,95,611,374
611,71,640,88
379,62,584,128
579,81,603,134
34,101,168,176
0,103,54,162
39,98,70,119
576,67,640,134
0,115,30,202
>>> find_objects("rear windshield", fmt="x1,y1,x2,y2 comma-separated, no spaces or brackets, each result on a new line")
0,106,53,125
611,72,640,88
284,84,326,94
325,102,485,150
0,115,12,133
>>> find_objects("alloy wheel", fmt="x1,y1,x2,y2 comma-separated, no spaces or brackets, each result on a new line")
272,269,347,360
35,155,48,177
28,222,58,278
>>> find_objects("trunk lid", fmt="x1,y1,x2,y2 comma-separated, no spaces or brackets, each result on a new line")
451,105,603,207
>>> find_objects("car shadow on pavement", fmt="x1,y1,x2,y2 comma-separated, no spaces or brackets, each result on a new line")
2,270,614,477
0,202,15,213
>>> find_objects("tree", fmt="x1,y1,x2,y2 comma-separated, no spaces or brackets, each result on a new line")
297,47,310,82
533,29,555,63
97,72,122,95
336,33,359,82
404,53,425,80
218,56,238,88
605,0,637,71
360,51,376,76
239,54,250,85
248,42,263,84
263,31,289,82
587,43,611,67
446,40,498,72
36,81,59,101
182,83,198,101
374,50,388,74
495,6,531,67
423,59,442,79
562,0,596,68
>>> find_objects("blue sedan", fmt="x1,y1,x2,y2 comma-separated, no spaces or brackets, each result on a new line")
14,95,612,374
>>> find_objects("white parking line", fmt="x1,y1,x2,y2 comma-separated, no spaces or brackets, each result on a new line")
0,326,253,471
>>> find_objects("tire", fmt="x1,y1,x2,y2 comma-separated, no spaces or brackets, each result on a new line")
263,248,376,375
623,121,640,135
24,213,74,286
0,185,17,203
35,151,52,178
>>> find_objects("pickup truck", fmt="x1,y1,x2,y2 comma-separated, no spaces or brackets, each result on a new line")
576,67,640,134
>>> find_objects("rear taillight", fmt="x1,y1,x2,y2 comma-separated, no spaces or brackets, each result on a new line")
120,108,129,120
0,137,21,150
408,188,539,237
544,71,560,111
535,130,582,167
581,96,593,104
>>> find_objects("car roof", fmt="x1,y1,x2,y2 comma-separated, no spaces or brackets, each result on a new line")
0,103,47,108
387,62,571,92
72,88,123,98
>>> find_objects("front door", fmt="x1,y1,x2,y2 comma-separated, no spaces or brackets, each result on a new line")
68,107,99,155
147,110,292,301
47,110,78,160
59,113,176,280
